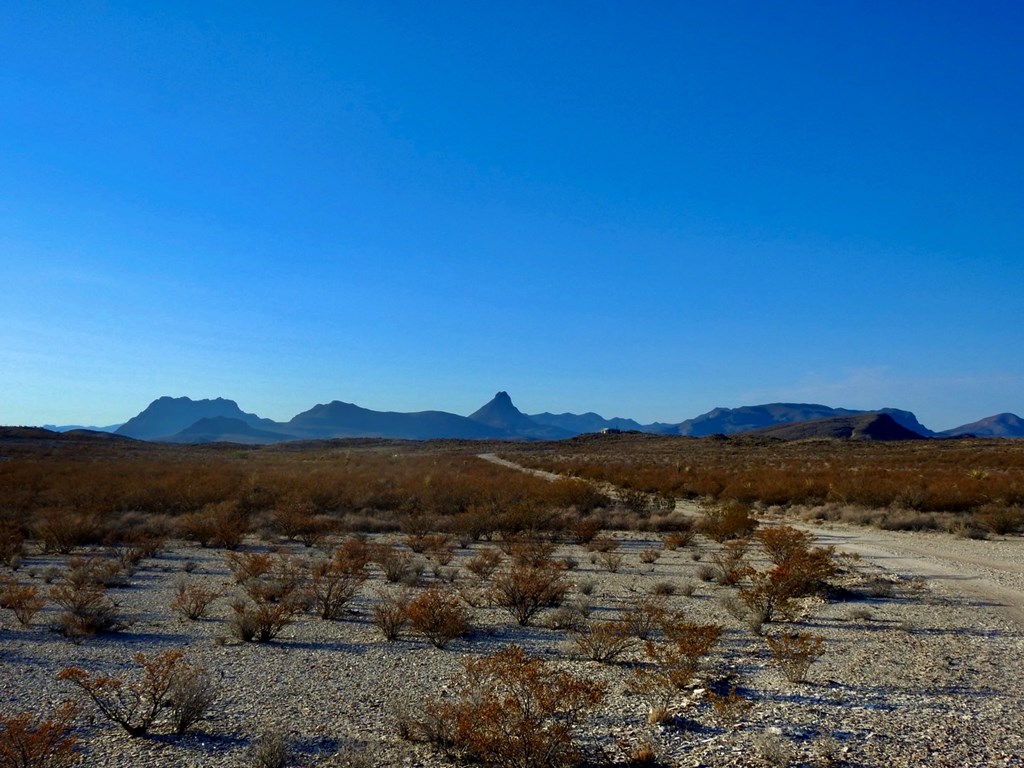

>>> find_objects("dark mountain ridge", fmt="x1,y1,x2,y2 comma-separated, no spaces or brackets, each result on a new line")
939,412,1024,438
672,403,933,437
527,411,649,434
750,413,926,441
160,417,298,445
115,396,280,441
49,394,1021,445
286,400,506,441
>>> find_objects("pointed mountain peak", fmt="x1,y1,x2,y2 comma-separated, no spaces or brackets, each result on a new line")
469,391,522,423
468,392,574,440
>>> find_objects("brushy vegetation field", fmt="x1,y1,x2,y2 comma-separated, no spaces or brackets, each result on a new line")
1,431,1022,767
501,432,1024,535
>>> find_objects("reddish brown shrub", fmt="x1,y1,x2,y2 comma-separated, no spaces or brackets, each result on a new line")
740,537,836,623
231,552,308,605
405,587,470,649
272,498,333,546
973,504,1024,535
371,588,410,641
169,580,223,621
0,701,80,768
707,685,753,725
63,555,127,589
754,525,816,565
584,534,618,553
632,621,722,712
710,537,752,586
623,597,667,641
417,645,605,768
662,530,695,550
700,503,757,542
490,561,569,626
177,502,247,549
228,598,300,643
0,517,26,569
572,619,634,663
225,550,275,584
0,580,46,626
569,517,603,545
49,581,125,641
60,649,212,736
34,510,97,555
368,543,416,584
310,544,369,620
464,547,503,581
500,535,558,567
766,631,824,683
638,547,661,564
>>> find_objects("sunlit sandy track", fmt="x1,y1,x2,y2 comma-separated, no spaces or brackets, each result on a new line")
476,452,566,482
802,524,1024,629
481,452,1024,629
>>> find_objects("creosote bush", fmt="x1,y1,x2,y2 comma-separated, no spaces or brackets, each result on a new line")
415,645,606,768
490,560,569,626
229,598,301,643
177,502,248,549
1,580,46,626
170,579,223,621
369,544,416,584
631,622,723,713
247,728,294,768
709,538,751,586
598,550,624,573
623,597,668,641
707,685,753,725
571,619,634,663
310,540,369,620
700,503,757,542
0,519,26,570
372,588,410,642
60,649,213,737
405,586,470,649
49,581,125,642
739,527,836,623
0,701,81,768
464,547,503,581
766,632,825,683
662,529,694,550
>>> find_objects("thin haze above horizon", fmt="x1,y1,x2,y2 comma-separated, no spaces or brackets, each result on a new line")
2,1,1022,432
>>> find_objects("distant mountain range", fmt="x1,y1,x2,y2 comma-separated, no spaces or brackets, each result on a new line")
33,392,1024,444
747,412,927,441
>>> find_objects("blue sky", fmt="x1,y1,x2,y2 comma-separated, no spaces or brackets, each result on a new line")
2,1,1022,431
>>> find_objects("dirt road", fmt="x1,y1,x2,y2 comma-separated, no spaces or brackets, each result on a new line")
805,523,1024,628
480,452,1024,629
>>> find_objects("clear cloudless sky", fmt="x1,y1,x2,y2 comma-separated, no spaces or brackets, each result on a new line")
2,1,1022,431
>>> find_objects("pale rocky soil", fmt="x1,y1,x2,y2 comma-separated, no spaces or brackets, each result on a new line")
2,518,1023,768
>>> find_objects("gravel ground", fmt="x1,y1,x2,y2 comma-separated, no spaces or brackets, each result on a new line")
2,526,1023,768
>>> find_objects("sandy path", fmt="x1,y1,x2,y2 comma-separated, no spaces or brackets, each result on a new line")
477,453,566,482
805,523,1024,628
480,452,1024,629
